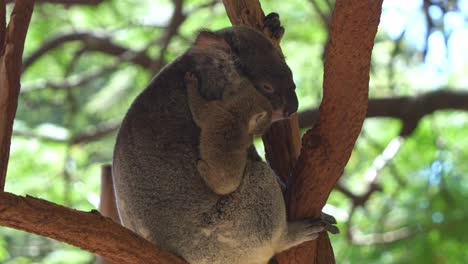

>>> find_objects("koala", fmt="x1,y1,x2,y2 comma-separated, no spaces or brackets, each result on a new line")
185,72,273,195
113,13,338,264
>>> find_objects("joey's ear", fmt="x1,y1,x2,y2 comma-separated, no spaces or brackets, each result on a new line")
195,31,231,53
248,111,268,135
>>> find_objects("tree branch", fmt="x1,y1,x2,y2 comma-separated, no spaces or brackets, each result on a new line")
278,1,384,263
13,119,121,144
155,0,185,67
7,0,103,5
348,226,415,246
0,192,186,263
22,32,155,72
0,0,34,190
21,63,118,93
307,0,330,26
70,119,120,144
298,89,468,135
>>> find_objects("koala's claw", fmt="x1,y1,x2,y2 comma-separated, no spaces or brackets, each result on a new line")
306,214,340,235
263,12,285,40
321,212,337,225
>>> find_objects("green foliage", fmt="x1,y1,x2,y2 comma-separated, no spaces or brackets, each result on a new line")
3,0,468,263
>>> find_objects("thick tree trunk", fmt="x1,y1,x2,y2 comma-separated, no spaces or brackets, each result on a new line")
0,0,34,190
223,0,383,263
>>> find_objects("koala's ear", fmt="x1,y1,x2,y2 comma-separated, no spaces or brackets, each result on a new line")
248,111,268,135
195,31,231,53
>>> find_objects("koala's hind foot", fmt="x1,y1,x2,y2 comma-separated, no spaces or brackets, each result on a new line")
263,12,285,41
276,214,339,253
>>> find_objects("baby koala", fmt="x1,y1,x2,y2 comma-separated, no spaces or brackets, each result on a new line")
185,72,272,195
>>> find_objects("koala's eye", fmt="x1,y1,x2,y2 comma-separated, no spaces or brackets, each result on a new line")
262,83,275,93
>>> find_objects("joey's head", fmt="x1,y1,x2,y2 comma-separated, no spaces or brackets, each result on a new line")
216,26,298,122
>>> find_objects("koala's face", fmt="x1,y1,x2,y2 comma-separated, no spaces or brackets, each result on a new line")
221,26,298,122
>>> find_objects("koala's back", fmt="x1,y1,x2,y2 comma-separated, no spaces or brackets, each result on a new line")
113,55,286,263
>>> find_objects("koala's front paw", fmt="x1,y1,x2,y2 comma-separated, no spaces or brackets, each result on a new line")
263,12,285,41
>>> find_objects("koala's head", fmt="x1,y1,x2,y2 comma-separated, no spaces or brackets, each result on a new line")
193,26,298,122
220,26,298,121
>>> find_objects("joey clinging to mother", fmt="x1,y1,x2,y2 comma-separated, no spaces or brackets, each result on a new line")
185,72,273,195
190,20,298,121
112,13,325,264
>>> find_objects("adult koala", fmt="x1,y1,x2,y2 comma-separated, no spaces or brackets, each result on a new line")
113,14,335,264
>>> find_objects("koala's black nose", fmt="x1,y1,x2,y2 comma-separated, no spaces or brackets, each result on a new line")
285,90,298,116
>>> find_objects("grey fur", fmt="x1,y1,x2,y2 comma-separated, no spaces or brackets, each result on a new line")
185,71,272,195
113,26,328,264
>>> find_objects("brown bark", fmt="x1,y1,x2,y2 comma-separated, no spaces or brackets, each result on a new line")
224,0,383,263
277,1,383,263
0,192,186,263
0,0,34,190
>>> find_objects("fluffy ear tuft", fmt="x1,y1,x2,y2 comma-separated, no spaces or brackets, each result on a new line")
195,30,231,53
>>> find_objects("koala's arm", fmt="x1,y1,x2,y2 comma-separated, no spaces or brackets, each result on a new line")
185,72,218,127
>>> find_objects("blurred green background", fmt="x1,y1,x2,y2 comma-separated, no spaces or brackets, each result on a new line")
2,0,468,263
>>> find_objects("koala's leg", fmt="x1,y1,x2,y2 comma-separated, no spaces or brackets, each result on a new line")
276,215,339,253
